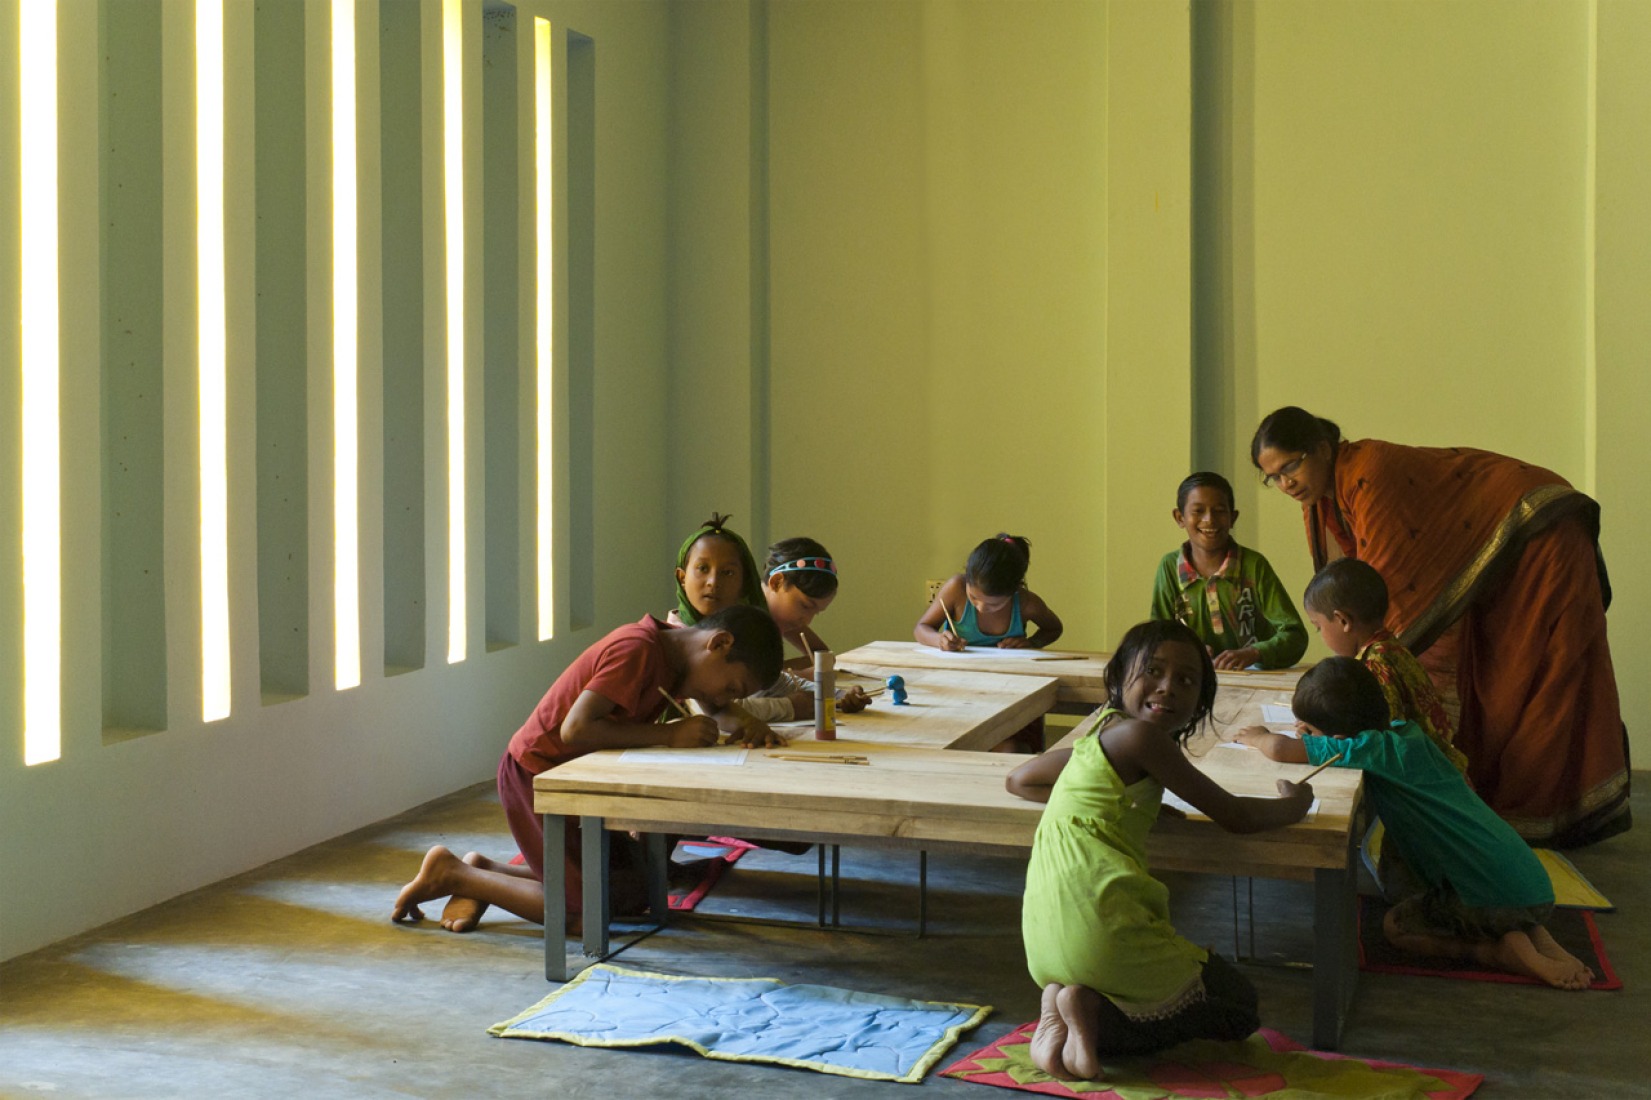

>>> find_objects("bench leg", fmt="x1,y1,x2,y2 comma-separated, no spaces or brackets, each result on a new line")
581,816,610,960
543,814,567,982
644,832,669,922
1311,861,1359,1050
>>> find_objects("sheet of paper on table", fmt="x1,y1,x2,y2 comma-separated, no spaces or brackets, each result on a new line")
618,746,750,766
1162,790,1319,822
1261,703,1296,725
910,644,1082,661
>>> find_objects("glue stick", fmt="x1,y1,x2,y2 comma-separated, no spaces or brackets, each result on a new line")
813,650,836,740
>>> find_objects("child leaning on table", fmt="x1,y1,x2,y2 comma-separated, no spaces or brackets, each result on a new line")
1233,658,1592,990
1148,472,1306,670
1005,620,1313,1078
917,533,1063,651
734,537,873,725
390,604,785,935
1302,558,1468,773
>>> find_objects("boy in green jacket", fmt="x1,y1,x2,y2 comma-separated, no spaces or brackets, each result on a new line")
1149,472,1307,670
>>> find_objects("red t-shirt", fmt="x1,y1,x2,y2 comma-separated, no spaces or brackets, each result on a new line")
506,615,676,774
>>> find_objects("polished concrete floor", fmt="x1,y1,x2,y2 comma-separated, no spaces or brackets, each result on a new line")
4,781,1648,1099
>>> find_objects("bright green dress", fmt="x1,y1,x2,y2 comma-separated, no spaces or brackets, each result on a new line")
1022,712,1208,1015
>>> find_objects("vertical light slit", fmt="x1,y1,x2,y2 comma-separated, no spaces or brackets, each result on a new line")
443,0,465,662
534,18,553,641
332,0,360,688
198,0,231,722
20,0,61,764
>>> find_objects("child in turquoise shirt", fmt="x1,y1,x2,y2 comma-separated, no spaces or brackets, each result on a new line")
1235,658,1593,990
1149,472,1306,670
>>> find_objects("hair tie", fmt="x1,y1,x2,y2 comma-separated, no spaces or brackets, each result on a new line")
769,557,837,578
1001,536,1016,544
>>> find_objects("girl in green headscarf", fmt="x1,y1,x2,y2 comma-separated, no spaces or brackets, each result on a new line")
672,513,766,626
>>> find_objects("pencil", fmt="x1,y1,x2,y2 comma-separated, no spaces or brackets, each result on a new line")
799,634,814,664
1298,752,1344,783
655,686,691,719
940,600,960,637
766,753,868,765
1032,655,1085,662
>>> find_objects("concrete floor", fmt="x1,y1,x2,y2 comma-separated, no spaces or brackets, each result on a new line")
4,782,1648,1099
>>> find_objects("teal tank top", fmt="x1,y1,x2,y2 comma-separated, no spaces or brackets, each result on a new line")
956,591,1024,646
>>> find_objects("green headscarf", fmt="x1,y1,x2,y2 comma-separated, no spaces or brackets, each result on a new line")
674,513,766,625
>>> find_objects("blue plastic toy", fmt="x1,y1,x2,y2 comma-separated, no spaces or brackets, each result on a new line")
886,675,908,706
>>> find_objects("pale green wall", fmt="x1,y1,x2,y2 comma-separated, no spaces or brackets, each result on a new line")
671,0,1649,763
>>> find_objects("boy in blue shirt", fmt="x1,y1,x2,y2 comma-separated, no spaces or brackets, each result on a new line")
1235,658,1593,990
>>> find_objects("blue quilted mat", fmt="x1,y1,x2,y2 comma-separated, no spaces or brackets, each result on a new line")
489,963,991,1083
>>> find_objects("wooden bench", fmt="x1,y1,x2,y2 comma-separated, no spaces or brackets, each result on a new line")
534,738,1365,1050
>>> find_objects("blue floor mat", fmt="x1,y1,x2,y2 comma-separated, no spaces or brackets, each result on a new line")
489,963,991,1083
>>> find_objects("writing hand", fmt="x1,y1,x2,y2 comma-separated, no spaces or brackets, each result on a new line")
836,686,872,713
663,716,720,748
1212,646,1261,670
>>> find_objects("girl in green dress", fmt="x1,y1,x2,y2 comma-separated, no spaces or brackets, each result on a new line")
1007,620,1314,1079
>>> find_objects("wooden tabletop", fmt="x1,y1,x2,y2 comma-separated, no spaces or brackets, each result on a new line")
534,738,1362,880
772,665,1058,752
838,640,1309,705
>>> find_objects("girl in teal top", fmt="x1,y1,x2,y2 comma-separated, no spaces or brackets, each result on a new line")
916,533,1063,651
1007,621,1314,1079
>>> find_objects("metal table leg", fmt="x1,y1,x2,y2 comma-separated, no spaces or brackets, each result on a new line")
543,814,567,982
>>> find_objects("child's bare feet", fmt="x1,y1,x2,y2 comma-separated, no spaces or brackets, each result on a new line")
391,845,463,923
1028,983,1073,1080
1057,984,1104,1081
437,853,492,932
1481,929,1594,990
1528,924,1596,983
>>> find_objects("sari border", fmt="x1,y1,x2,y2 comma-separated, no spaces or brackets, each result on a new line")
1397,485,1600,657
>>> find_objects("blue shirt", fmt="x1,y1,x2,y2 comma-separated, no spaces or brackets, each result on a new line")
1303,721,1551,909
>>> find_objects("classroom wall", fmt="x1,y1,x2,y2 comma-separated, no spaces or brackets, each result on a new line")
670,0,1650,760
0,0,676,963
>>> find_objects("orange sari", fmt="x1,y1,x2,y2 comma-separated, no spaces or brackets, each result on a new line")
1307,440,1629,846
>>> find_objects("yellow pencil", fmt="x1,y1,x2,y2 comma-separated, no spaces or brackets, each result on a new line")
656,686,690,719
1298,752,1344,783
940,600,960,638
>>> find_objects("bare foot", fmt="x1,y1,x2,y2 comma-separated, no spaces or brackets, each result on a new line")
1528,924,1596,984
434,853,491,932
1028,983,1073,1080
1481,930,1593,990
391,845,463,923
1057,984,1104,1081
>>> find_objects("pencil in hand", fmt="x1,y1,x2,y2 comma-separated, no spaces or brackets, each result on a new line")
1298,752,1344,783
656,686,691,719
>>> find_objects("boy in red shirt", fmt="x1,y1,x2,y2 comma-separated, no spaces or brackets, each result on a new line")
392,604,783,932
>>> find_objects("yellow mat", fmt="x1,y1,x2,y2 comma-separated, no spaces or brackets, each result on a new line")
1363,822,1613,910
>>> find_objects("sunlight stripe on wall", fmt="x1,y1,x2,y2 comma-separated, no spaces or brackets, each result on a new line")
443,0,466,663
20,0,61,764
534,17,553,641
197,0,231,722
332,0,360,689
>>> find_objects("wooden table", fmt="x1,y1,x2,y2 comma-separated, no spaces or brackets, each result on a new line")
534,739,1365,1049
807,666,1058,751
838,640,1308,709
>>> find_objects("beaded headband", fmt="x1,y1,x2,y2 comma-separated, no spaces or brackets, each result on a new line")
769,557,837,578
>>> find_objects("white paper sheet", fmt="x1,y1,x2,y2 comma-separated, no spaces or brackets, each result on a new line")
911,644,1083,661
618,746,750,766
1162,790,1319,822
1260,703,1296,725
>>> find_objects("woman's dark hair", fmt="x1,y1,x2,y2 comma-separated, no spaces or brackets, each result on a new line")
1176,471,1236,513
696,604,785,689
1292,657,1390,737
1103,620,1218,744
1249,406,1342,469
765,537,839,599
1303,559,1388,625
965,534,1031,596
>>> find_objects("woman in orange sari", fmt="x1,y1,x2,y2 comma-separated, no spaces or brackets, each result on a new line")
1251,407,1629,847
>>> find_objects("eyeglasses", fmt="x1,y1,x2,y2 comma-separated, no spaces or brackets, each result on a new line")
1261,453,1307,489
